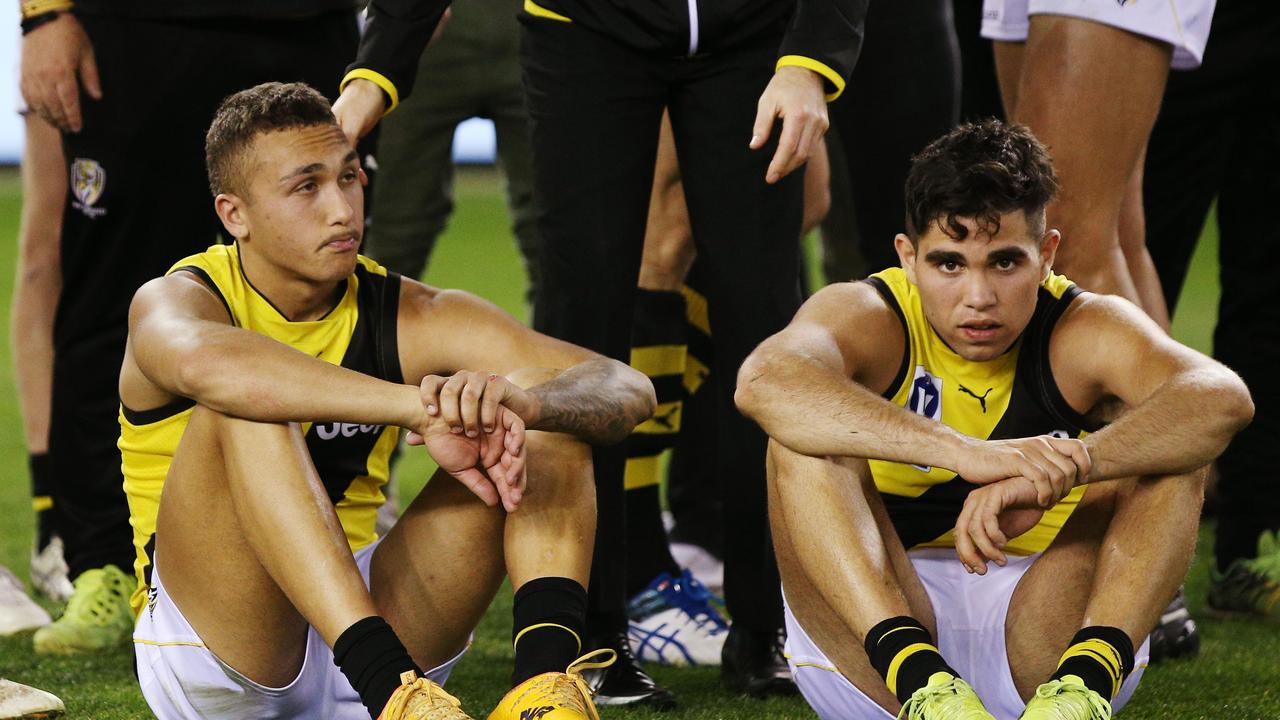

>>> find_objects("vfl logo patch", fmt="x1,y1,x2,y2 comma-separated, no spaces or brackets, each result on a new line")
957,384,993,413
520,707,555,720
906,366,942,472
71,158,108,218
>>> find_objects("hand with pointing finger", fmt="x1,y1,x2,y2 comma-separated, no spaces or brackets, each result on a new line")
750,66,829,184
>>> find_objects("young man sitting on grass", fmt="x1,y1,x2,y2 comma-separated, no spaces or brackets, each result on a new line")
120,81,655,720
735,120,1253,720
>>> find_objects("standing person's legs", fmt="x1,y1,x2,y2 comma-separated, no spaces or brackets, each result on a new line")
520,11,674,703
1208,105,1280,580
994,16,1171,303
490,67,542,318
668,37,802,693
364,35,474,281
11,114,71,601
834,0,960,274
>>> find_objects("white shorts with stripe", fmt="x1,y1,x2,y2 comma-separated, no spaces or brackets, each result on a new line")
783,549,1150,720
981,0,1216,69
134,539,468,720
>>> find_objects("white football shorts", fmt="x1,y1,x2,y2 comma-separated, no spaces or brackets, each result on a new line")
783,549,1150,720
981,0,1216,69
135,539,468,720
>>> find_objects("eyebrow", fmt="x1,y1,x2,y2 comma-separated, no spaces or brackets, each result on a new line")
987,246,1031,263
924,249,966,265
278,150,359,183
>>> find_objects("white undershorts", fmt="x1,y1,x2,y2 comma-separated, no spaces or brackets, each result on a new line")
135,540,468,720
981,0,1216,69
783,549,1150,720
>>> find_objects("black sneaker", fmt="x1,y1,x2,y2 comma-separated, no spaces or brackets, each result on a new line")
579,629,678,710
721,625,798,697
1148,587,1200,663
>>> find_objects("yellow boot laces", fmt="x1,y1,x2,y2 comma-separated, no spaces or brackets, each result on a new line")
380,671,472,720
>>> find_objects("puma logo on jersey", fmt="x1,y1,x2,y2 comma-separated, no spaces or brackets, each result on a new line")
957,384,993,413
314,422,385,440
520,707,555,720
650,405,679,431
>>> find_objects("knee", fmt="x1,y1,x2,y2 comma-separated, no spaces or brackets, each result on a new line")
526,430,595,499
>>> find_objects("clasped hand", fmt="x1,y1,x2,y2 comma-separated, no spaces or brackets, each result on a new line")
952,436,1093,575
406,371,536,513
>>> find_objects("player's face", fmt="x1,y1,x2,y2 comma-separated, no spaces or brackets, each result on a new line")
234,125,366,284
895,211,1059,362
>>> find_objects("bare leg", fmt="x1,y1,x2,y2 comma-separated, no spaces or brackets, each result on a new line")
1118,150,1171,329
12,114,64,456
637,111,696,293
155,407,381,687
802,139,832,240
768,441,934,714
372,431,596,668
1006,469,1206,698
991,40,1025,119
1009,16,1171,302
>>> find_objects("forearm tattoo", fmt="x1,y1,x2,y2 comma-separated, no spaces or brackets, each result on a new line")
528,359,645,444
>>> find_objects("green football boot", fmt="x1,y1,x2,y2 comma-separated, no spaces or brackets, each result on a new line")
1018,675,1111,720
1208,529,1280,619
33,565,134,655
897,672,996,720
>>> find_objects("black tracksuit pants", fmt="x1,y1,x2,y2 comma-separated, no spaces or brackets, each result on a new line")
1143,0,1280,571
522,17,803,632
53,11,358,579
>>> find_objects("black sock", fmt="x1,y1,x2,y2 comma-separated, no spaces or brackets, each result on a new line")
1050,626,1134,700
30,453,55,550
512,577,588,686
333,616,422,719
623,289,687,596
864,616,957,704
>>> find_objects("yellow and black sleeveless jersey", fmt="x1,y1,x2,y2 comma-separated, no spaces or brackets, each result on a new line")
865,267,1099,556
119,243,403,616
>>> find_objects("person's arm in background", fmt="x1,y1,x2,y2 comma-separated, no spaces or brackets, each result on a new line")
331,0,451,145
753,0,868,183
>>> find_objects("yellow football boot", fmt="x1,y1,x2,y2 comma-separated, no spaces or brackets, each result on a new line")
897,672,996,720
1018,675,1111,720
33,565,133,655
486,649,617,720
378,671,474,720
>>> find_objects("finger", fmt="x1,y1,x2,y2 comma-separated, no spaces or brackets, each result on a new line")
968,509,1002,572
1048,437,1092,482
954,500,981,573
405,431,424,446
480,374,503,433
80,46,102,100
981,503,1009,564
750,100,777,150
439,374,469,432
55,79,81,133
459,374,485,437
1036,443,1077,504
452,467,499,507
419,375,446,416
1016,456,1052,507
767,115,804,184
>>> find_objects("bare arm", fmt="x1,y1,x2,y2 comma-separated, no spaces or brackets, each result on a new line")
124,273,423,429
737,282,1089,496
1055,294,1254,482
398,282,656,445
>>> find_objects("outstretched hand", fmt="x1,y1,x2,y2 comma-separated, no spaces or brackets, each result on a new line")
750,66,829,184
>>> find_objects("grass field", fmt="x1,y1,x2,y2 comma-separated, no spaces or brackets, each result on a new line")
1,166,1278,718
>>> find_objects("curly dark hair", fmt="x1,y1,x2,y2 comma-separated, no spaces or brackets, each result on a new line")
904,120,1058,243
205,81,338,196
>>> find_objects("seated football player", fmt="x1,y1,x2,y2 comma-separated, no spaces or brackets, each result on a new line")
119,82,656,720
734,120,1253,720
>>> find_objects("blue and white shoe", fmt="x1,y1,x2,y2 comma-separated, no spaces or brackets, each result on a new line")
627,569,729,666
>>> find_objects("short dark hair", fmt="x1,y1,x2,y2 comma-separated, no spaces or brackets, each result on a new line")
904,119,1057,243
205,81,337,196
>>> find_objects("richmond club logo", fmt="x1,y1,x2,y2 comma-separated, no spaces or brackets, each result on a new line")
71,158,107,218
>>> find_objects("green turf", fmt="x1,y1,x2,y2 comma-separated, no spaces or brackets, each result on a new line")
2,167,1278,718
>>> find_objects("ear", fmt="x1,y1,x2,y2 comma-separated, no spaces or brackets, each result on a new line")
358,167,369,187
1039,228,1061,282
214,193,250,241
894,233,918,284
